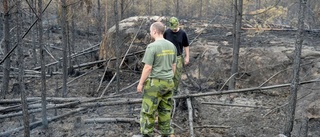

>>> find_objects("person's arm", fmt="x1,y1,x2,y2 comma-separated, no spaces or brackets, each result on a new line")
137,64,152,93
184,46,190,65
182,31,190,65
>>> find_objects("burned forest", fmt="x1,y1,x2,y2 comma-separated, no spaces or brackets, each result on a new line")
1,0,320,137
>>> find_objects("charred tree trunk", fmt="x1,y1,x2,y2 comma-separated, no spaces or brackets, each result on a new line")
2,0,10,99
256,0,261,10
97,0,102,40
199,0,203,18
104,0,108,33
283,0,307,136
16,0,30,136
165,0,170,16
31,0,37,67
61,0,68,97
205,0,209,19
38,0,48,128
70,7,79,70
120,0,124,20
114,0,120,92
148,0,152,15
229,0,242,90
175,0,179,17
70,11,76,64
67,22,73,73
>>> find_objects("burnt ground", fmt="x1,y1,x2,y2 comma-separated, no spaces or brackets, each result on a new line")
1,17,320,137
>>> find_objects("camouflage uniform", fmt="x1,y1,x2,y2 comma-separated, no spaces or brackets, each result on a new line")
139,38,177,136
173,55,183,95
140,78,175,136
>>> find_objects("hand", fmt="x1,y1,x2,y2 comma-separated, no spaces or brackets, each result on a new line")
137,84,143,93
184,57,189,65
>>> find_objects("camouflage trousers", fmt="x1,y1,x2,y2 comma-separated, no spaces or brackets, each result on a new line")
140,78,175,136
173,55,183,96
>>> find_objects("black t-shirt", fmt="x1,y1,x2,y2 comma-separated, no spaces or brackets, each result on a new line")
163,29,189,56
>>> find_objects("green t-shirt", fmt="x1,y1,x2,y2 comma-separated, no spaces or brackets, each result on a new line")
142,39,177,80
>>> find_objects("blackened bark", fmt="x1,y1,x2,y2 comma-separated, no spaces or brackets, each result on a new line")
2,0,10,99
97,0,102,40
229,0,243,90
61,0,68,97
38,0,48,128
31,0,37,67
114,0,120,92
176,0,179,17
17,0,30,136
283,0,307,136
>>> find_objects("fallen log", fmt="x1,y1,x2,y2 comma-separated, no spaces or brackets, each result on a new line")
0,98,123,114
0,107,86,136
1,102,84,114
0,100,41,113
0,74,51,78
84,117,138,124
33,43,100,70
193,125,231,128
2,77,308,111
80,79,319,107
187,97,194,137
0,101,81,119
201,102,270,109
73,50,145,70
80,98,142,108
0,96,126,104
174,79,319,99
0,97,94,104
0,97,40,104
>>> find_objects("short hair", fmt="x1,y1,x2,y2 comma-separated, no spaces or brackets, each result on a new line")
151,22,165,34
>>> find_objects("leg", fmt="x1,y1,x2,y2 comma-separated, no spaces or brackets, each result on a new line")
173,56,183,96
158,80,175,135
173,56,183,109
140,79,160,136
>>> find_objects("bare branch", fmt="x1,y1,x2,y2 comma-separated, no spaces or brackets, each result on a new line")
202,102,270,109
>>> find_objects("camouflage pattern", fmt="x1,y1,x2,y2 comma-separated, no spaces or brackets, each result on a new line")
140,78,175,136
173,56,183,96
169,17,179,30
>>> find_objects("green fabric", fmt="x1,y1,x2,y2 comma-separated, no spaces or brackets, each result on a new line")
173,56,183,95
140,78,175,136
169,17,179,29
142,39,177,80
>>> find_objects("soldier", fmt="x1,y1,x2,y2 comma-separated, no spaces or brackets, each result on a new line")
136,22,177,137
164,17,190,107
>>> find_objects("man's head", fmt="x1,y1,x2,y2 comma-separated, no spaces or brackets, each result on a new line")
169,17,179,31
150,22,165,39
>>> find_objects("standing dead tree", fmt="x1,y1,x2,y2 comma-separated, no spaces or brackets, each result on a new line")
283,0,307,136
2,0,10,99
16,0,30,136
114,0,120,92
37,0,48,129
61,0,68,97
229,0,243,91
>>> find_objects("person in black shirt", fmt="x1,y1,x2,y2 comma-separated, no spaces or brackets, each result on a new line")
163,17,190,105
